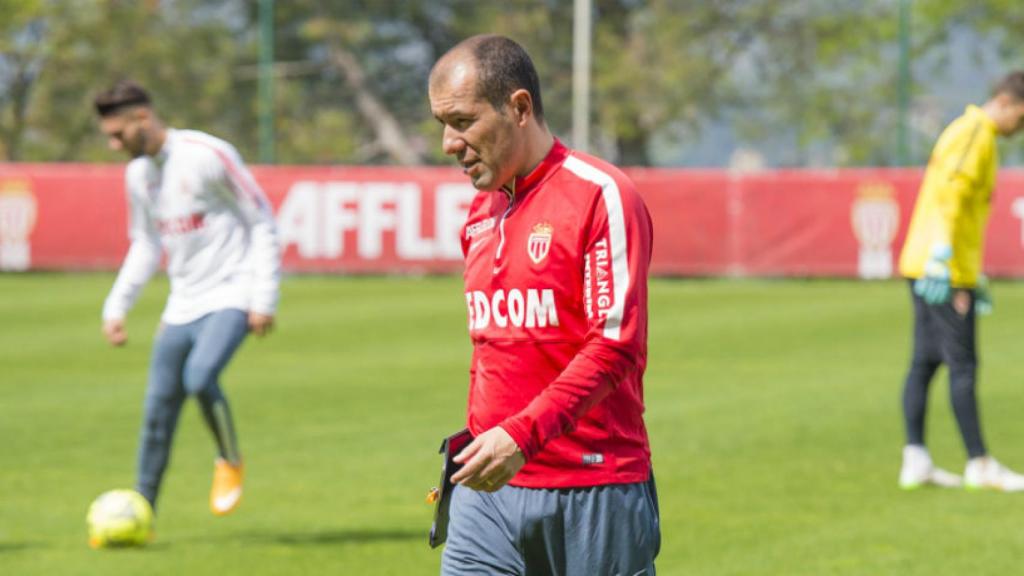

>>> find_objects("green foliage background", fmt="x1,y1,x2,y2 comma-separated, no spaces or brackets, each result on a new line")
3,1,1024,167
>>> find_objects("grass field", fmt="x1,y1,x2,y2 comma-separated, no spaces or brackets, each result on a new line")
4,274,1024,575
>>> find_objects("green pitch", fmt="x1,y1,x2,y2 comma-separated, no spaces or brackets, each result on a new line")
3,274,1024,575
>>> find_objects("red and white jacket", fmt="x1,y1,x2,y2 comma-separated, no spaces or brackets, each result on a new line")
103,129,280,325
461,139,653,488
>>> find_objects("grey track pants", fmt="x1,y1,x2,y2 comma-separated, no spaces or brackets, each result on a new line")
441,476,660,576
136,308,248,508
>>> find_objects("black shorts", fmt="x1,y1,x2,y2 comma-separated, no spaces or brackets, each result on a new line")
907,279,976,366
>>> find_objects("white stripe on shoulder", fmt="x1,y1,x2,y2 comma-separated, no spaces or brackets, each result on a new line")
562,155,630,341
181,133,263,205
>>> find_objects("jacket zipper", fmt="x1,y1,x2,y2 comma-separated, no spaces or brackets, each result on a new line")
494,181,516,264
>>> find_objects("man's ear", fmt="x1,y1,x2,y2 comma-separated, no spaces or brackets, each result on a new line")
509,89,533,126
132,106,153,123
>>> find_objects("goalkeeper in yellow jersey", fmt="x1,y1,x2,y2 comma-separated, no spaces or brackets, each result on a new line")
898,71,1024,491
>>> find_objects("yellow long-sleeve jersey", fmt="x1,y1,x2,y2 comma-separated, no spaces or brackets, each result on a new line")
898,105,998,288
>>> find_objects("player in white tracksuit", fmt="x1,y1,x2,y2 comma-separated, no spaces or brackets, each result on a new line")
94,81,280,516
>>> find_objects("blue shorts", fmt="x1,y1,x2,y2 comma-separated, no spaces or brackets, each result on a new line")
441,477,660,576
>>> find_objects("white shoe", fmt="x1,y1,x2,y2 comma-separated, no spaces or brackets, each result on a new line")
899,445,963,489
964,456,1024,492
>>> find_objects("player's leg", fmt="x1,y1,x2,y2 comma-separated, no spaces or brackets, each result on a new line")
937,289,1024,491
440,485,524,576
183,308,248,463
935,288,985,458
181,308,249,514
899,281,959,488
552,478,660,576
136,322,191,509
902,280,941,449
516,487,565,575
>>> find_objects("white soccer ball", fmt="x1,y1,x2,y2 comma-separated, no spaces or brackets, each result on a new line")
86,489,153,548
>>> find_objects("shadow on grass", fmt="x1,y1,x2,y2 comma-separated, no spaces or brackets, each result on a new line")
0,541,46,553
171,527,424,547
242,527,424,546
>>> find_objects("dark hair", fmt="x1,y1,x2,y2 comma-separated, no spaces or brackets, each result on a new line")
994,71,1024,102
94,80,152,117
468,35,545,123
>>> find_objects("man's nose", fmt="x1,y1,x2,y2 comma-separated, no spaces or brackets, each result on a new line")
442,126,464,156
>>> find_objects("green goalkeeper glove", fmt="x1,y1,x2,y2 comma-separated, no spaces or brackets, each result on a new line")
913,244,952,305
975,274,993,316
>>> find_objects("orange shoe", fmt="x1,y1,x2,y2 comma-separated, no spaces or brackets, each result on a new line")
210,458,244,516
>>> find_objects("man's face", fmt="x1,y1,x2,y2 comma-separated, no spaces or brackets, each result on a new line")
99,108,150,158
429,61,522,191
1000,98,1024,137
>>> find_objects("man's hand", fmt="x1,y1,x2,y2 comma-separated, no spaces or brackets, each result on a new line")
248,312,275,337
102,318,127,347
975,274,993,316
450,427,526,492
914,244,953,305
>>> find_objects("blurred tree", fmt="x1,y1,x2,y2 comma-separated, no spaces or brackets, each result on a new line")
591,0,789,165
4,0,1024,166
731,0,1024,167
725,0,907,166
1,0,246,162
912,0,1024,164
260,0,482,165
0,0,44,161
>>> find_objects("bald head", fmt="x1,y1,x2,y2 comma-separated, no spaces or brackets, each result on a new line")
430,34,545,124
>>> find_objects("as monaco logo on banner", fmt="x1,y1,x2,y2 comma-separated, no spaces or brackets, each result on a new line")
850,183,899,280
527,222,553,265
0,178,37,271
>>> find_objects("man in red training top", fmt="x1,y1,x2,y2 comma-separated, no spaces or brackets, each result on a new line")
429,34,659,575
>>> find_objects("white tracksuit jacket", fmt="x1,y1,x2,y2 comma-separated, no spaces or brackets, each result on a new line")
102,129,280,325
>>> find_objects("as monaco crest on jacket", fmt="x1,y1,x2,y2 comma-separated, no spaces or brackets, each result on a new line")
527,222,553,264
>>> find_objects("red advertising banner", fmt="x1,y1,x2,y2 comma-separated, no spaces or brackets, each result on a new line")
4,163,1024,278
